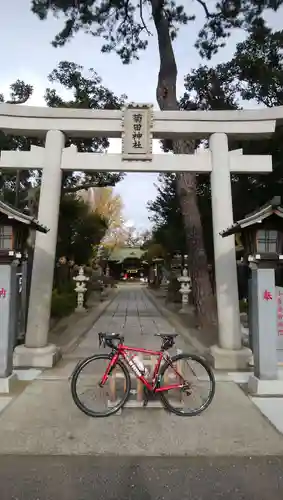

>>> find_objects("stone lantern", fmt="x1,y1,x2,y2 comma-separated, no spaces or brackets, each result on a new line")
73,266,89,312
220,196,283,395
0,200,48,392
178,255,192,314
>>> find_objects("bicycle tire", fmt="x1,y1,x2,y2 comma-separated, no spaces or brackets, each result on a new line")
71,354,131,417
159,353,215,417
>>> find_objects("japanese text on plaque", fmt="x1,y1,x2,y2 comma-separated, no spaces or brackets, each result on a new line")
132,113,143,149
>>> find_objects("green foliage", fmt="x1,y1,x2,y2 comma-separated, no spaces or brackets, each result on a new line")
57,195,108,264
30,0,283,64
0,79,33,105
142,242,166,262
31,1,191,63
147,173,186,256
46,61,126,192
148,22,283,261
0,80,41,207
181,25,283,221
196,1,283,60
239,299,248,314
147,172,214,261
0,60,126,207
0,62,126,265
51,288,77,318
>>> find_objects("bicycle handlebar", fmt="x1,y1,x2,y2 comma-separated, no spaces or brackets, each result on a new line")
98,332,124,349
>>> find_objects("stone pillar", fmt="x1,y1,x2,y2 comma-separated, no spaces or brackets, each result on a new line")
248,277,253,352
14,130,65,368
247,264,283,395
209,133,250,369
251,266,277,379
0,259,19,391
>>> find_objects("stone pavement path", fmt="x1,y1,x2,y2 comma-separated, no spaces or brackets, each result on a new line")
0,284,283,456
65,283,190,360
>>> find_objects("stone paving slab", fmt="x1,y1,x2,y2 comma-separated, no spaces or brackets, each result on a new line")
0,379,282,455
252,397,283,435
37,360,78,381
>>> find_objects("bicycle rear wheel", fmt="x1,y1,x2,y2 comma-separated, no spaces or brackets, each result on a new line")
71,354,131,417
159,353,215,416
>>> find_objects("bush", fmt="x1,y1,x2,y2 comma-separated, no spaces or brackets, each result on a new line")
239,299,248,314
51,288,77,318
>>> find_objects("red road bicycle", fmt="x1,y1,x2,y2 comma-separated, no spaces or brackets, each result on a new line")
71,332,215,417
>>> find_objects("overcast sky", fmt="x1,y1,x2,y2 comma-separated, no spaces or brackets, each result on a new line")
1,1,280,229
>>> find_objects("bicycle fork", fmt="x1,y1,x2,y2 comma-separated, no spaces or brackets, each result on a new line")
99,353,119,387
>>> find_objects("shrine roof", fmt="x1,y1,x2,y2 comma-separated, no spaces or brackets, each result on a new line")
221,197,283,237
108,246,145,263
0,200,49,233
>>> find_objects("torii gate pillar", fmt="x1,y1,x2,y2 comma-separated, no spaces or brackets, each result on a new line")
209,133,249,369
14,130,65,367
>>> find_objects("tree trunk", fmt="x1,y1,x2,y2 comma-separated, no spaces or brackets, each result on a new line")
150,0,217,325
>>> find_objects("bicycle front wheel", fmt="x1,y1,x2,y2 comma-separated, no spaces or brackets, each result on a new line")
71,354,131,417
159,353,215,417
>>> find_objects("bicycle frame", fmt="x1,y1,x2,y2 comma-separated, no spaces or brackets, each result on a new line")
100,343,185,392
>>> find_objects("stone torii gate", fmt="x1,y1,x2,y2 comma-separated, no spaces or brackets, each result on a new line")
0,102,280,369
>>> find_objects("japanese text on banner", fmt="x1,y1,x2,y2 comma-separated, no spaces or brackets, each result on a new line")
277,289,283,336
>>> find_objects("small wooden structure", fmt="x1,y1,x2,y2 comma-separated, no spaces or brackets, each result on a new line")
107,353,185,409
0,200,48,259
221,196,283,262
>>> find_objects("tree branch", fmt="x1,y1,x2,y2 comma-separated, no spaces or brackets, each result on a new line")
5,97,30,105
150,0,178,109
63,181,116,193
139,0,152,35
119,0,130,28
195,0,212,18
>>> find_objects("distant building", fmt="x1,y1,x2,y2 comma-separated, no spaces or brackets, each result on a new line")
107,246,148,280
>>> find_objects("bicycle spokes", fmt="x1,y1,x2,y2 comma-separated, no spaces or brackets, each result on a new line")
74,357,128,414
161,356,214,413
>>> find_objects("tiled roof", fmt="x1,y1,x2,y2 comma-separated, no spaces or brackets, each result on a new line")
0,200,49,233
108,246,145,263
221,197,283,237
